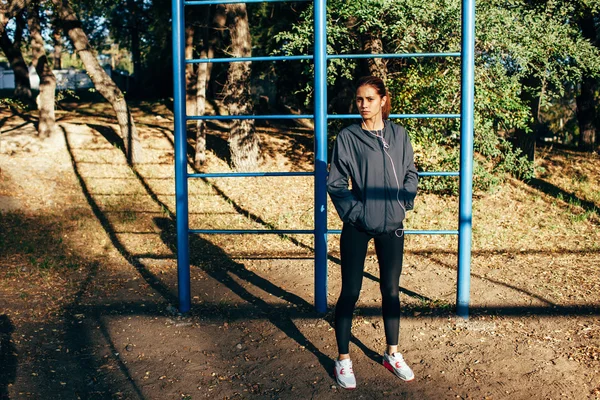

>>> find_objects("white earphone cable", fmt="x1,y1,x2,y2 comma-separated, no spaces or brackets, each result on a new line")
361,119,406,238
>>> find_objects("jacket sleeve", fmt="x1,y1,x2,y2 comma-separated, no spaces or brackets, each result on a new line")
401,131,419,211
327,133,364,224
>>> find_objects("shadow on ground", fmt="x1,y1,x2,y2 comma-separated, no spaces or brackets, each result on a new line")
528,177,599,214
0,315,17,399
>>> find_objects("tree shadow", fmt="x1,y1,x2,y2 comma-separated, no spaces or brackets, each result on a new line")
259,128,314,169
0,120,34,135
56,258,147,399
0,115,9,130
88,123,125,151
0,106,40,137
418,249,557,306
0,315,17,400
527,177,599,214
130,100,172,121
204,130,231,165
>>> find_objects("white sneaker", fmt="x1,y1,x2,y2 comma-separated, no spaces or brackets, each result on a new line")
383,352,415,381
334,358,356,389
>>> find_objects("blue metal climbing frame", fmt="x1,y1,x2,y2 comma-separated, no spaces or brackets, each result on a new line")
171,0,475,318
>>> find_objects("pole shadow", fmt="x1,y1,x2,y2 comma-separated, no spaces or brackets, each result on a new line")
153,216,337,376
61,125,178,305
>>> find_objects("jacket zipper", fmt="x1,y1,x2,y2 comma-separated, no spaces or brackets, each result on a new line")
381,131,387,233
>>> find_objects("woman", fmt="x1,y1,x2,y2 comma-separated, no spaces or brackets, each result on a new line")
327,76,419,389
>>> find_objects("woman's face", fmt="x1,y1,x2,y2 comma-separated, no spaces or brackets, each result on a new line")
356,85,386,121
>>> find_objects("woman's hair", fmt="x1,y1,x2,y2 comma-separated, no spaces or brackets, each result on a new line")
356,76,391,120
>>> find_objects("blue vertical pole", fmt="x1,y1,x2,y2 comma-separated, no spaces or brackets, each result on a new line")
172,0,191,313
457,0,475,319
314,0,328,313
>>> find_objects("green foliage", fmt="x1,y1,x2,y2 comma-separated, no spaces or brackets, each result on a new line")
493,139,536,180
275,0,600,192
0,97,30,111
58,52,85,70
55,89,80,103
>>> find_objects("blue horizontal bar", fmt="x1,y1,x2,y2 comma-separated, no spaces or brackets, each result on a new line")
419,172,459,177
186,0,309,5
330,113,460,119
187,114,313,121
327,230,459,235
188,55,313,64
188,53,460,64
189,172,452,178
189,114,458,121
329,52,461,60
191,229,457,235
390,113,460,119
190,229,314,234
189,171,313,178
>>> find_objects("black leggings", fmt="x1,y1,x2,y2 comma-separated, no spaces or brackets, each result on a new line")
335,223,404,355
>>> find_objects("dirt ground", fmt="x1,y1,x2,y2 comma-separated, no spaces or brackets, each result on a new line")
1,102,599,400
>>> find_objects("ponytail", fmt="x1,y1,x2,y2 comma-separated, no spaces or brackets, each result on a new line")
382,89,391,120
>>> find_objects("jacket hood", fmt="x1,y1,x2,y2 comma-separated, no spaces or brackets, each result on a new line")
342,122,390,151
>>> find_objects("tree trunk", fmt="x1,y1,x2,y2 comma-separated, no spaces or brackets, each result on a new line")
223,4,259,171
0,11,32,102
514,74,543,161
185,25,197,118
0,0,30,36
29,1,56,137
597,112,600,152
52,0,143,164
185,24,203,168
189,9,214,168
207,5,225,100
193,58,209,168
52,28,62,69
361,33,387,80
127,0,142,96
576,14,598,152
576,77,597,152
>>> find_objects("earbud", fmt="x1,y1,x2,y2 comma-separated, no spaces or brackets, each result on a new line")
380,136,389,149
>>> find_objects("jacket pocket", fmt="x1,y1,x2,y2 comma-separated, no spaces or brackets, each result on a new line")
361,198,385,234
387,199,406,231
346,200,364,225
399,188,415,211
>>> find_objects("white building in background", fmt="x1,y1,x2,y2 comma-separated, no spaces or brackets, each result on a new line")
0,65,113,91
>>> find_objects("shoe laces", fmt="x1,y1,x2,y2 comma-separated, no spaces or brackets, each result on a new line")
389,353,407,368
